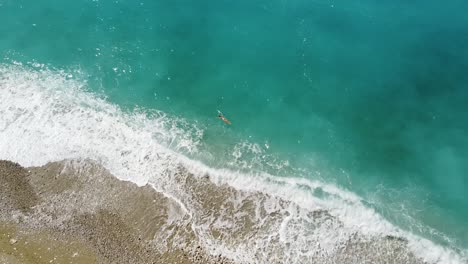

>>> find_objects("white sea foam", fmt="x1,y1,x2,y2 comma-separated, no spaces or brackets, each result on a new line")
0,63,466,263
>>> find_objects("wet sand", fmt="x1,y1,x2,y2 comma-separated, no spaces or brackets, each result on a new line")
0,159,425,264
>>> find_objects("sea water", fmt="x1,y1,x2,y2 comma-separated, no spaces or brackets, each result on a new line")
1,0,467,262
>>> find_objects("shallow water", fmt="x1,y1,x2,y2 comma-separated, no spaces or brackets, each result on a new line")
1,0,467,262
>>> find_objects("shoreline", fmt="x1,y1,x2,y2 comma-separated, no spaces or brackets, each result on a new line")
0,159,232,264
0,159,427,263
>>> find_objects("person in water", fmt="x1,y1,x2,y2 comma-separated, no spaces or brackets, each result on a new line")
218,112,232,125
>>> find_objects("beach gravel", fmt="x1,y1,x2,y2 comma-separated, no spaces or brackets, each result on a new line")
0,160,234,264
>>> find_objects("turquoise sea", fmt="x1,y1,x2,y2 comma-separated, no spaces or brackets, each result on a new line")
1,0,467,262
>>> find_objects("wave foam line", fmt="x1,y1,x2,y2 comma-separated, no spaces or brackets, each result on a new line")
0,63,466,263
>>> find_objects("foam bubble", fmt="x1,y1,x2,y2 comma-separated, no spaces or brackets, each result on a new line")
0,63,466,263
0,63,202,186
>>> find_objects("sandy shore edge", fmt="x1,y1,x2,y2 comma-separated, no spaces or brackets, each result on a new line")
0,159,427,264
0,159,233,264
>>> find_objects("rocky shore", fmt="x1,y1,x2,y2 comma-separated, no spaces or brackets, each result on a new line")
0,159,425,264
0,160,233,264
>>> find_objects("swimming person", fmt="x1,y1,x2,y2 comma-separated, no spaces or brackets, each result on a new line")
217,110,232,125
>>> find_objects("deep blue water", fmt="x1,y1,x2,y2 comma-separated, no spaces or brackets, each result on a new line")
1,0,467,252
